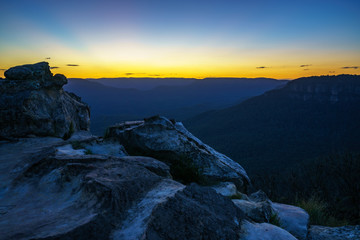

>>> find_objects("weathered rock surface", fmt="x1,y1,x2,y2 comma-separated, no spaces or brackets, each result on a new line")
0,62,90,139
105,116,250,191
308,225,360,240
240,220,297,240
0,136,248,240
233,199,273,223
232,190,272,224
212,181,239,197
272,202,309,240
1,63,359,240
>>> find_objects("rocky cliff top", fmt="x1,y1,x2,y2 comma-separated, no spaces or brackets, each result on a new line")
0,63,358,240
2,62,67,90
0,62,90,139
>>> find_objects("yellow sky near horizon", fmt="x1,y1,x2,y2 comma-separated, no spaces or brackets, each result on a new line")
0,44,359,79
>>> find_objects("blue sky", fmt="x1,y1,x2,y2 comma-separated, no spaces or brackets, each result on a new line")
1,0,359,78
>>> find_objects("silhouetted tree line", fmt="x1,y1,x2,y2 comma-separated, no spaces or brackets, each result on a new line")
252,152,360,225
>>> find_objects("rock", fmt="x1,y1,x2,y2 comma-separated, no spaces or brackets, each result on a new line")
141,184,246,240
212,181,239,197
4,65,33,80
106,115,250,191
4,62,52,81
68,131,97,142
308,225,360,240
121,156,171,178
0,138,165,240
249,190,271,202
0,136,250,240
0,62,90,139
272,202,309,240
56,144,87,155
112,179,186,240
240,220,297,240
52,73,68,89
233,199,273,223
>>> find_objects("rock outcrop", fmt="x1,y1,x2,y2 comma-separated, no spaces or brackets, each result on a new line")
241,220,297,240
105,116,250,191
0,62,90,139
272,203,310,240
308,225,360,240
0,136,249,240
0,63,358,240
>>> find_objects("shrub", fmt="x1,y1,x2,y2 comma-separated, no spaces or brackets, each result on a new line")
63,122,74,140
229,193,244,199
84,149,93,155
170,155,202,185
269,212,281,227
297,196,348,227
71,141,85,150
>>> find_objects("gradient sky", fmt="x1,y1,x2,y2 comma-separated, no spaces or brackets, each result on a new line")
0,0,359,79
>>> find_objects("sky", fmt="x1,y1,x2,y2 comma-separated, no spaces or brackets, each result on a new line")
0,0,359,79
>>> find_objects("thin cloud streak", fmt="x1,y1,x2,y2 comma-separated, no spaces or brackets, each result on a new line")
341,66,358,69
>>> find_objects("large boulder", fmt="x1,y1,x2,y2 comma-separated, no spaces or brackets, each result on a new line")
272,202,309,240
4,62,52,81
233,199,273,223
232,190,274,223
105,116,250,191
0,62,90,139
240,220,297,240
119,183,246,240
308,225,360,240
0,137,249,240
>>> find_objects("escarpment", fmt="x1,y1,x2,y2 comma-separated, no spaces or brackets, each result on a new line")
0,63,358,240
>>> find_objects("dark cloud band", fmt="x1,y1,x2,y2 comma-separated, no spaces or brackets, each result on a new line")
341,66,358,69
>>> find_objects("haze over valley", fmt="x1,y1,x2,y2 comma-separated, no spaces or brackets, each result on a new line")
1,0,360,239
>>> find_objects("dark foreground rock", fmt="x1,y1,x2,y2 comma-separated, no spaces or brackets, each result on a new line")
308,225,360,240
1,63,358,240
272,202,309,240
105,116,250,192
0,62,90,139
0,137,248,240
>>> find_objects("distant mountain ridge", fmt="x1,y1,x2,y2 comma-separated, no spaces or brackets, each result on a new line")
65,77,286,135
185,75,360,175
76,77,197,90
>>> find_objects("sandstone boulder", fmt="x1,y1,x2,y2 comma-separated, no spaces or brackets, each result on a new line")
308,225,360,240
4,62,52,81
272,202,309,240
0,62,90,139
105,116,250,191
233,199,273,223
212,181,239,197
0,136,248,240
240,220,297,240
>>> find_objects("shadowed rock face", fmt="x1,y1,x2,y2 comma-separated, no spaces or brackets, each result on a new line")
0,62,90,139
105,116,250,192
0,137,248,240
308,225,360,240
1,63,358,239
272,202,310,240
